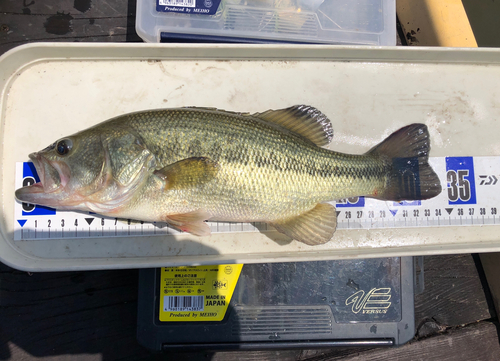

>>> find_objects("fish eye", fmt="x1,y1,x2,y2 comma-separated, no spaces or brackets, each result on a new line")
55,139,73,156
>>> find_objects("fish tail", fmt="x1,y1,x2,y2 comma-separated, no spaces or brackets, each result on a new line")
367,124,442,201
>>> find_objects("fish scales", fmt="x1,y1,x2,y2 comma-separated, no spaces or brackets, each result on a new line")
107,109,386,222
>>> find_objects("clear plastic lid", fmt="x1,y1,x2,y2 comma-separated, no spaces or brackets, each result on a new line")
136,0,396,45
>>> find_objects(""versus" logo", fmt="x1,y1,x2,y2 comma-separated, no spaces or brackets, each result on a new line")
345,288,392,314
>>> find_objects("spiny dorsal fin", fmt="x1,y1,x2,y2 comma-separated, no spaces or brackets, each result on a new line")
271,203,337,245
182,106,247,116
182,105,333,147
252,105,334,147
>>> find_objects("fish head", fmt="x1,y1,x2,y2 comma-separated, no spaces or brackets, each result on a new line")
15,128,107,209
15,126,155,213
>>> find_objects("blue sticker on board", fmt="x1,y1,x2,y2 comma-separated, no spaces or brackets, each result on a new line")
156,0,221,15
21,162,56,216
445,157,476,205
336,197,365,208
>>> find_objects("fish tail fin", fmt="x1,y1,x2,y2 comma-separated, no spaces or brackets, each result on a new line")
367,124,442,201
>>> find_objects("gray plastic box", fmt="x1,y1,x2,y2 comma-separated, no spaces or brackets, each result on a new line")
136,0,396,45
137,257,416,351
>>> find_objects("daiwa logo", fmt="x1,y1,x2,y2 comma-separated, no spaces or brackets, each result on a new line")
345,288,392,314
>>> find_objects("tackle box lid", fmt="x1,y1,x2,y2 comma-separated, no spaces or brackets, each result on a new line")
135,0,396,46
137,257,418,351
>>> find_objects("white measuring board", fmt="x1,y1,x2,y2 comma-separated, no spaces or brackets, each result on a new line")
13,156,500,241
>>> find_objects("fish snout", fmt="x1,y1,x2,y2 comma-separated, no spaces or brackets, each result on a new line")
15,152,71,206
28,152,69,193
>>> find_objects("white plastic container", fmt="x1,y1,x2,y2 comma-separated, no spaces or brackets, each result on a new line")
136,0,396,45
2,43,500,272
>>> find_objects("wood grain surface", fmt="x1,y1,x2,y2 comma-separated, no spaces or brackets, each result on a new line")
414,254,495,338
0,0,141,55
296,322,500,361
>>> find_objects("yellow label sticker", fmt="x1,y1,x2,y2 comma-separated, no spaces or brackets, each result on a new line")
159,264,243,322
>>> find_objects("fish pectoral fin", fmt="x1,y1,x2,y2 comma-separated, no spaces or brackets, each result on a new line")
166,209,211,237
155,157,218,189
251,105,333,147
271,203,337,246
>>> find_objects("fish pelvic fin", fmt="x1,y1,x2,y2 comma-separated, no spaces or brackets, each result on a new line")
166,209,211,237
367,124,442,201
271,203,337,245
252,105,333,147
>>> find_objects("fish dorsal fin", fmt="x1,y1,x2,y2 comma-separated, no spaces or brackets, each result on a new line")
252,105,334,147
271,203,337,245
182,106,246,116
182,105,333,146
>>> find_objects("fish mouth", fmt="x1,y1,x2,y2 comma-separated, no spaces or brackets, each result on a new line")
15,152,70,206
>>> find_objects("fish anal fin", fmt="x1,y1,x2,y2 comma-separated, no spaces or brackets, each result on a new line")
252,105,333,147
271,203,337,245
155,157,218,189
166,209,211,237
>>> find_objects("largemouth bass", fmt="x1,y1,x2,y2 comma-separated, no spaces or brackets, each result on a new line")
15,105,441,245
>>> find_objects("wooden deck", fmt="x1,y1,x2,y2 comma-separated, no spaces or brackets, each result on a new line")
1,0,500,359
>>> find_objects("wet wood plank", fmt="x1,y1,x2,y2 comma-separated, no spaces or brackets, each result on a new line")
0,0,141,55
297,322,500,361
0,264,151,360
479,252,500,318
414,254,494,338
